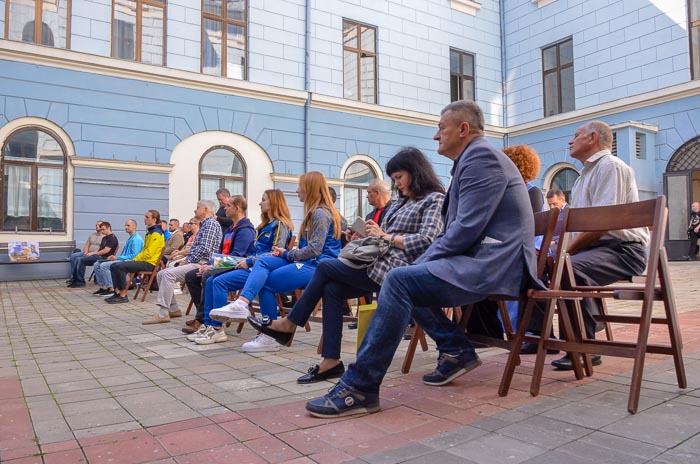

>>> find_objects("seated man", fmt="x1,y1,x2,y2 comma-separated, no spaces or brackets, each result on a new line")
67,220,103,285
161,220,172,241
161,218,185,263
294,100,540,418
92,219,145,295
142,200,222,324
183,195,256,333
182,221,193,243
68,222,118,288
106,210,166,304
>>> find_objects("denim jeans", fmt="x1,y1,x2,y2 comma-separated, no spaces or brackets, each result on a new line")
73,254,101,284
69,251,84,275
239,256,318,321
202,269,252,327
286,259,380,359
341,263,484,394
94,260,117,287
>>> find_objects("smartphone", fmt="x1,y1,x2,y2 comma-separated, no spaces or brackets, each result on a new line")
350,217,367,237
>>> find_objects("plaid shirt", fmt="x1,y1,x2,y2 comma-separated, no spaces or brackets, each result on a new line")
186,215,223,264
367,191,444,284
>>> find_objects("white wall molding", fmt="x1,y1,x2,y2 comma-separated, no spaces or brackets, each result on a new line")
542,162,579,193
450,0,482,16
609,121,659,134
71,157,174,173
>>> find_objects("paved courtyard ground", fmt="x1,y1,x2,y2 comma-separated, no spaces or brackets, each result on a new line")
1,261,699,464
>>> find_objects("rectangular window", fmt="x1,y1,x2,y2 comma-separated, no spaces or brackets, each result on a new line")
542,38,574,116
201,0,247,79
5,0,70,48
343,19,377,104
112,0,165,66
690,1,700,79
450,48,475,102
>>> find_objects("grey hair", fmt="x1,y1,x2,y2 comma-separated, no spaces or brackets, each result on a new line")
215,188,231,197
198,199,218,214
585,121,613,149
368,178,391,195
440,100,485,132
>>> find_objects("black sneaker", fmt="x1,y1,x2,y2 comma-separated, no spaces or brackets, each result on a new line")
422,351,482,386
305,383,380,418
104,293,120,302
106,295,129,305
93,288,110,295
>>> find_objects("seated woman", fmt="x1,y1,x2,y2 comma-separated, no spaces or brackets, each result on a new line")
209,172,343,353
248,147,445,383
188,190,293,344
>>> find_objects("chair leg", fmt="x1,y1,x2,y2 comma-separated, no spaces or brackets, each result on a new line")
600,299,614,342
530,299,557,397
185,299,194,316
627,295,655,414
499,299,536,396
659,250,687,389
557,299,586,380
401,325,424,374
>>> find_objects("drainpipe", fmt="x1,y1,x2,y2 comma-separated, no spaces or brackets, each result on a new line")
500,0,509,147
304,0,312,172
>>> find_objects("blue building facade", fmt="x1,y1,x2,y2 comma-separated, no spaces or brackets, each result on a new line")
1,0,699,271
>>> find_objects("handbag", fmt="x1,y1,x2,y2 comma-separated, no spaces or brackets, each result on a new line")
338,236,391,269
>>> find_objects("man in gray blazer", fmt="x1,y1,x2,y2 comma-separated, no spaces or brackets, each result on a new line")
305,100,541,418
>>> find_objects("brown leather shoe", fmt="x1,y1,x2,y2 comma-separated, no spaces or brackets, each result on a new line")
182,320,202,334
185,319,196,327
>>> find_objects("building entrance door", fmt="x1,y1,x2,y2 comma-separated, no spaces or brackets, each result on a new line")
664,136,700,260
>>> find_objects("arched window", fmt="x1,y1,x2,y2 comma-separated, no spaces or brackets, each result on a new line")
199,146,246,203
5,0,70,48
112,0,165,65
343,161,377,219
549,167,579,200
201,0,247,79
1,127,67,231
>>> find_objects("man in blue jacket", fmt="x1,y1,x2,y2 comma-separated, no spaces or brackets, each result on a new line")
302,100,541,418
92,219,145,295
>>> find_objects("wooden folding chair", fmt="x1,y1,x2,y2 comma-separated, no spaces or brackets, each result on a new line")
499,196,686,413
129,247,167,302
400,208,561,374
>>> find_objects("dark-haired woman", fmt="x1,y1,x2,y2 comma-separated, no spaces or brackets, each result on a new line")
248,147,445,383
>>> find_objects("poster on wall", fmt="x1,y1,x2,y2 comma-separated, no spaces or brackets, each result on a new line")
8,242,40,262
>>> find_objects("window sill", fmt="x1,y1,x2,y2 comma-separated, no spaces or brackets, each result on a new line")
532,0,558,7
450,0,481,16
0,230,68,235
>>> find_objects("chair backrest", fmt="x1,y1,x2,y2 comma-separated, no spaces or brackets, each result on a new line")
533,207,560,280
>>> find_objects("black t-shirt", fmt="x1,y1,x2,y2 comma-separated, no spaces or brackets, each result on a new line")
99,234,119,257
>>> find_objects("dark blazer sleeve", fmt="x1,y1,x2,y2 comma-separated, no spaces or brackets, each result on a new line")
416,145,507,263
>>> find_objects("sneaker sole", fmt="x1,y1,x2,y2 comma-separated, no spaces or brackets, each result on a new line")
306,404,380,419
242,345,281,353
209,311,249,323
194,337,228,345
422,359,483,386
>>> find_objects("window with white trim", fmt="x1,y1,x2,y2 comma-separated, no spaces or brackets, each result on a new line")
4,0,71,48
199,146,246,203
343,160,377,220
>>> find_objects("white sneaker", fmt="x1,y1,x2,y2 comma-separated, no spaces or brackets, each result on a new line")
186,324,209,342
173,287,183,295
242,334,281,353
210,299,251,323
194,326,228,345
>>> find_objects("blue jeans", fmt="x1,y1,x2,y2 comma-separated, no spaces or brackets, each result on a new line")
69,251,84,275
340,263,483,394
73,254,101,284
239,256,318,321
286,259,380,359
94,260,117,287
203,269,252,327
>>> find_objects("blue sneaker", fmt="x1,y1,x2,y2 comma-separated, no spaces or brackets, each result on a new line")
305,383,380,418
422,351,482,386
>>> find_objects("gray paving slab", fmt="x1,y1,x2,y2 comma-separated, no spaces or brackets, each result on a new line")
445,433,547,464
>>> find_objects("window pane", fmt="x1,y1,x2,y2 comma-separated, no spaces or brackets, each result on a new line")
551,168,579,192
113,0,136,60
344,187,360,220
693,25,700,79
543,45,557,71
344,50,358,100
343,21,358,48
203,0,222,16
226,23,245,79
450,49,460,73
560,66,575,113
141,4,164,65
36,131,65,164
38,167,64,230
4,130,38,161
224,179,244,196
462,78,474,101
543,72,559,116
203,18,223,76
227,0,245,22
8,0,36,43
462,53,474,77
41,0,69,47
360,26,375,53
200,178,220,203
360,55,375,104
345,162,375,186
559,39,573,66
201,148,244,177
3,165,32,230
691,1,700,22
450,74,459,102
